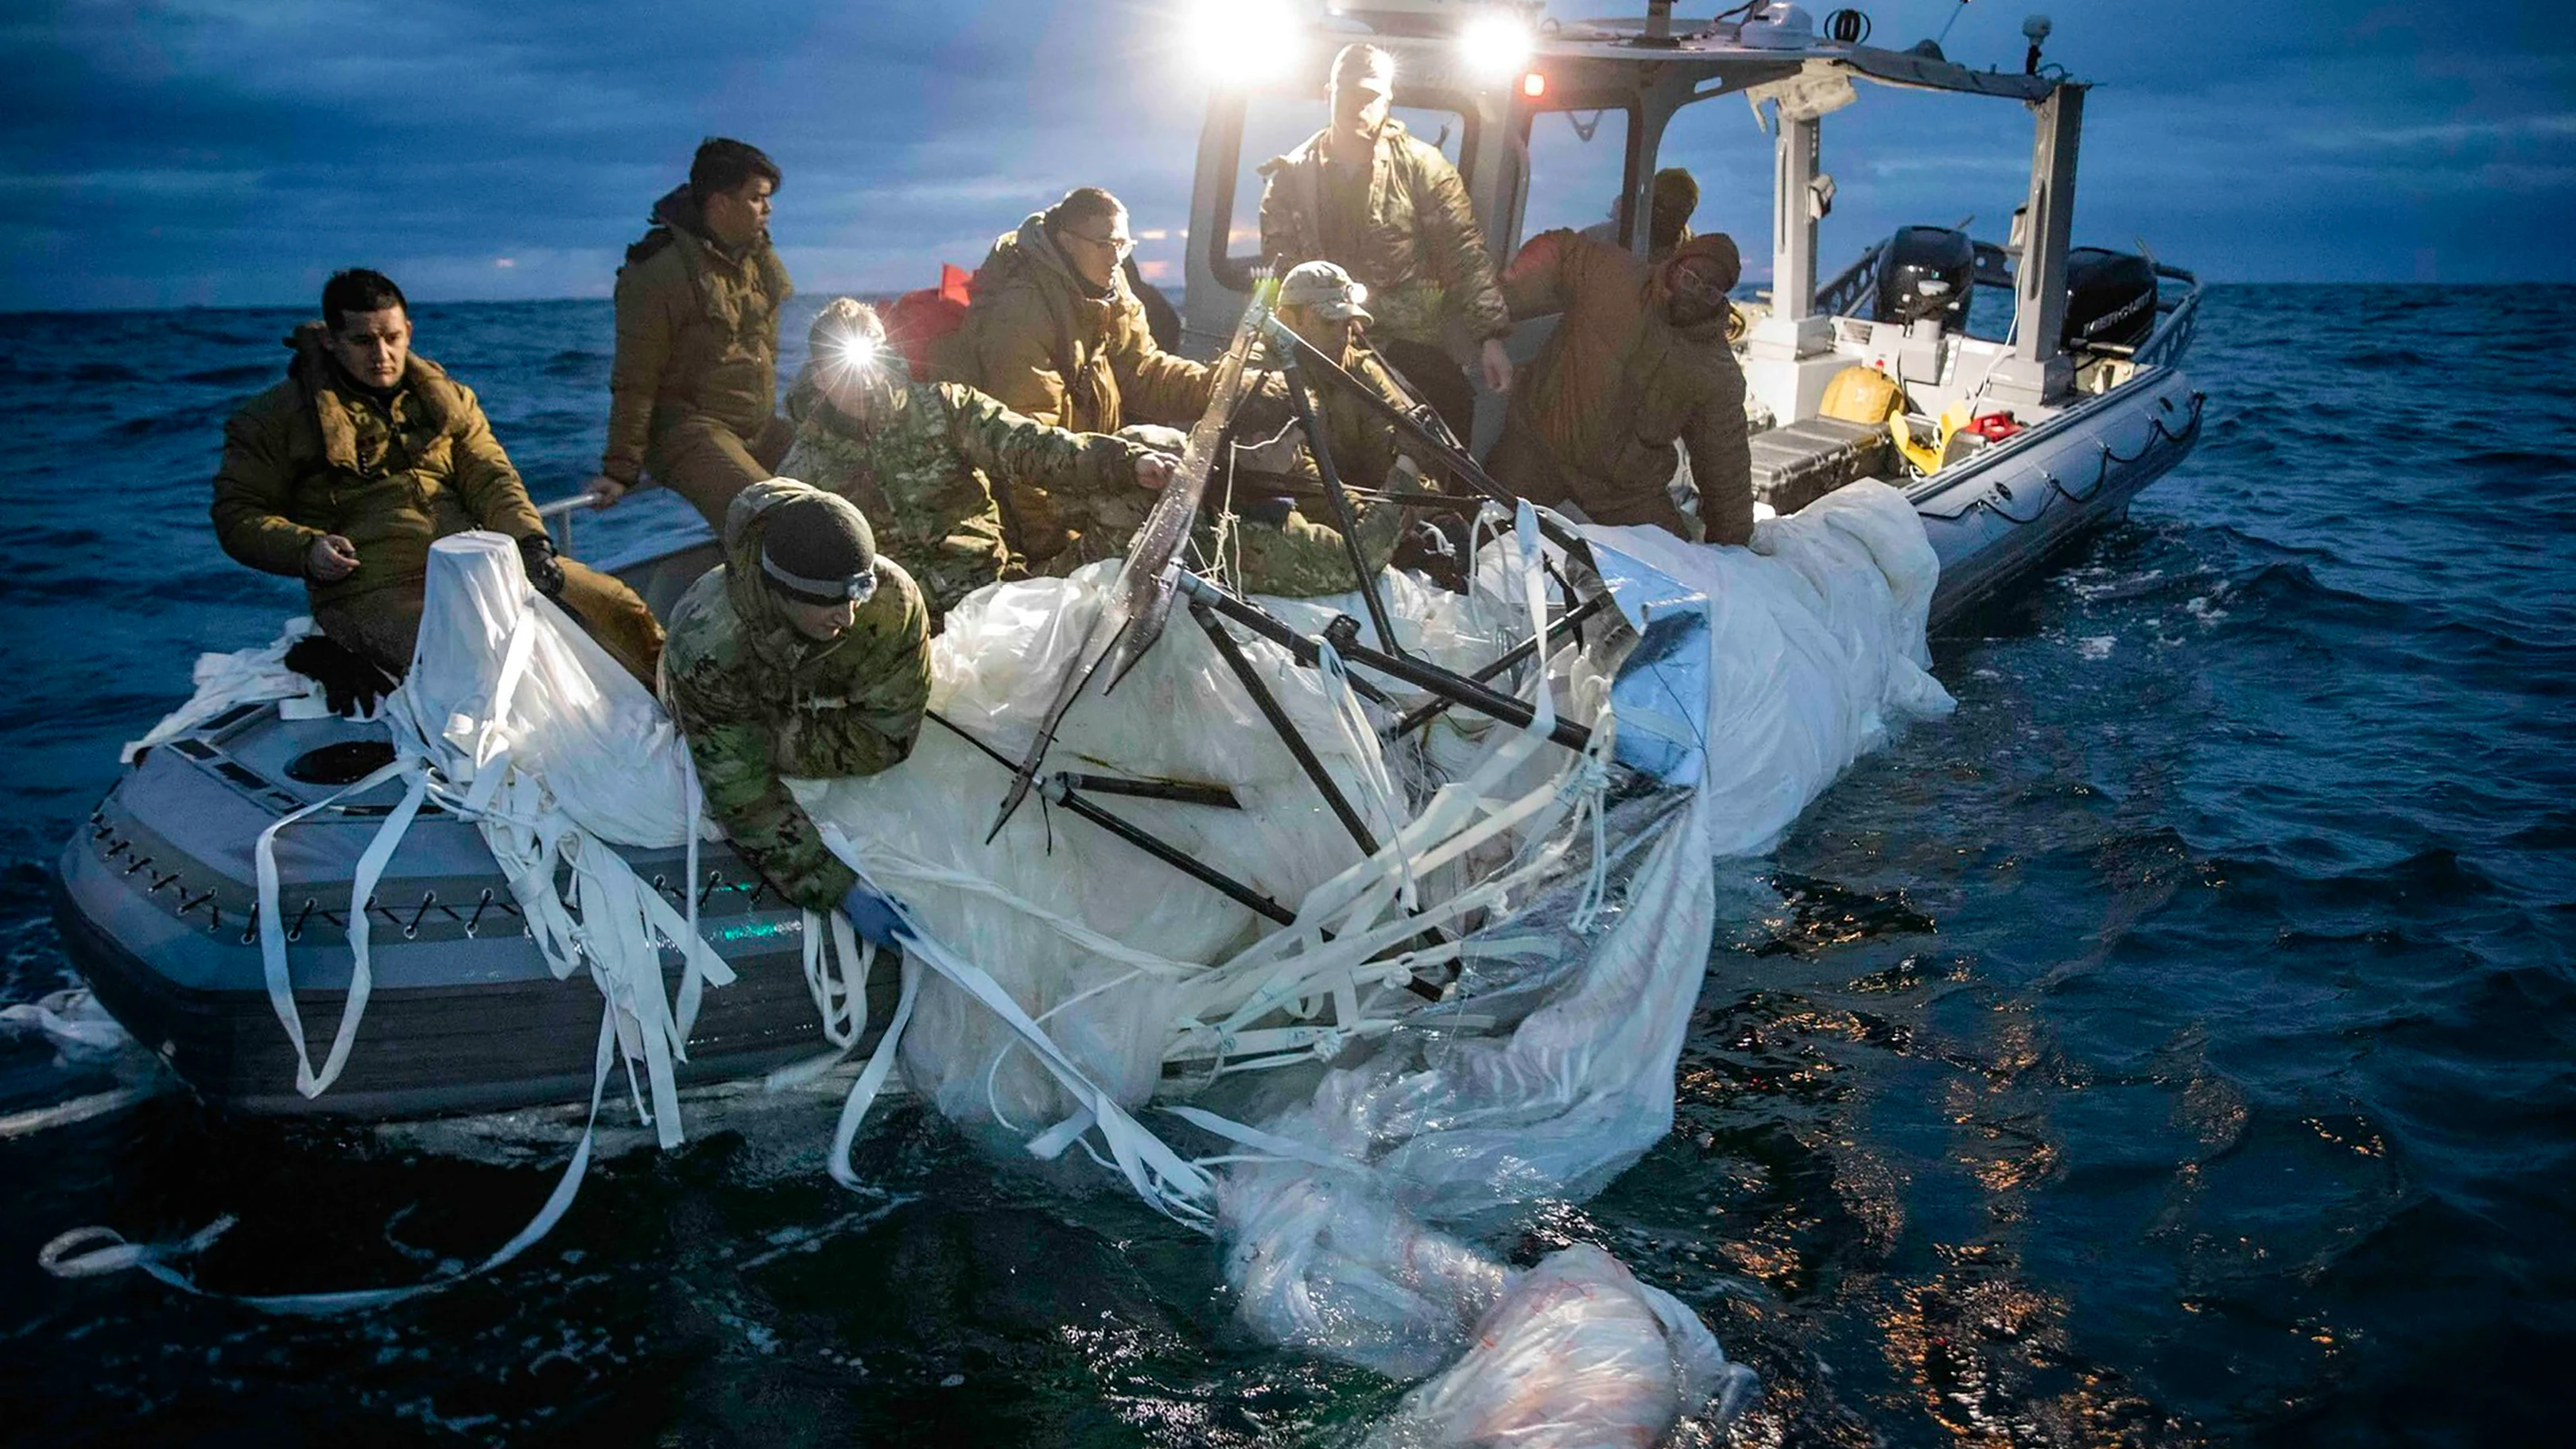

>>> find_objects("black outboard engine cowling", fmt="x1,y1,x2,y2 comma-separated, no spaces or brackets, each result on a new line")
2062,248,2159,352
1872,227,1976,329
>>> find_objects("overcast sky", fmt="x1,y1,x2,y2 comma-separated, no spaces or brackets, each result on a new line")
2,1,2568,312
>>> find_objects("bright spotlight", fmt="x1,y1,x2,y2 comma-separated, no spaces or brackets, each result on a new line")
1458,11,1532,83
1186,0,1304,87
835,332,881,373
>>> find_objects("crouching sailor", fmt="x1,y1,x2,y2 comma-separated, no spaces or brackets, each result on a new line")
1217,260,1421,597
780,298,1174,622
210,267,664,683
661,480,930,943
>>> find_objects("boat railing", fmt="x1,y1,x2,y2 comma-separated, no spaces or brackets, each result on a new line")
536,492,605,555
2127,263,2202,372
1813,242,1887,318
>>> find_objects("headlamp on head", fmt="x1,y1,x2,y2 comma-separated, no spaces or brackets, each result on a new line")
761,552,879,607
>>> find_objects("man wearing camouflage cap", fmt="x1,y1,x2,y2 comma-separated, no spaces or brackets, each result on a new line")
1489,227,1755,544
1259,42,1513,443
660,478,930,939
1215,260,1423,597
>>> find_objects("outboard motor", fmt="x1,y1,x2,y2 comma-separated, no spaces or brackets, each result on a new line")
1872,227,1975,330
2062,247,2159,352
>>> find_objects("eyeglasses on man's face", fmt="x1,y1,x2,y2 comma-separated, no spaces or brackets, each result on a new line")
1069,230,1135,259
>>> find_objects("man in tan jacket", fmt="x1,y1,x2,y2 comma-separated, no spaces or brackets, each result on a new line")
1259,42,1513,440
212,269,662,681
1488,229,1754,545
945,187,1213,441
585,138,793,527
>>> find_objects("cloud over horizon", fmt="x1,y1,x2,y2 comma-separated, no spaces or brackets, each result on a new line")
2,0,2570,312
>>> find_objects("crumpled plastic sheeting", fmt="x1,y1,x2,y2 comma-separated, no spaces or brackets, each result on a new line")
1197,486,1951,1440
803,562,1509,1129
1364,1246,1755,1449
397,537,700,849
0,988,134,1067
1587,479,1953,858
121,617,341,763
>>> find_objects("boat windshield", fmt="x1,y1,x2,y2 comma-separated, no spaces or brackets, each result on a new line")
1519,104,1636,246
1208,95,1473,292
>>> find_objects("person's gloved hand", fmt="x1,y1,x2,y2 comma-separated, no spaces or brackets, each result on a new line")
840,883,909,947
282,635,399,717
518,534,567,599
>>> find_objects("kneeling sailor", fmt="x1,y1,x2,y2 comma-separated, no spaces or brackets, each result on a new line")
661,480,929,943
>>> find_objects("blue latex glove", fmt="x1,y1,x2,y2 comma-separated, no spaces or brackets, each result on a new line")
840,884,909,947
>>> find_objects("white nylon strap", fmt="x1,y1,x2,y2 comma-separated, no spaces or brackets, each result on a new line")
39,1005,619,1315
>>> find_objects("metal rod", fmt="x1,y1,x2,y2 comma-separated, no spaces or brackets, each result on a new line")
1057,773,1240,810
1387,590,1618,740
1176,579,1396,707
1319,615,1593,754
1262,324,1589,557
1048,786,1296,926
1275,342,1401,655
1190,602,1383,859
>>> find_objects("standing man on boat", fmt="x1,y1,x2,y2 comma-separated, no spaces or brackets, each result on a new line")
661,479,928,939
781,299,1177,618
1488,228,1755,545
1580,167,1701,264
210,269,665,683
1258,42,1513,441
584,138,793,529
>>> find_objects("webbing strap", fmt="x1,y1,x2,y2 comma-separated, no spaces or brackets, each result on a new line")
253,756,415,1099
38,1006,619,1315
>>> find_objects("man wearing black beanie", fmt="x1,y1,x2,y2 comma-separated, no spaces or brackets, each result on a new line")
661,479,930,943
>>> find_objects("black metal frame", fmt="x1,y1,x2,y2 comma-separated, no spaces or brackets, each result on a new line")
961,296,1616,979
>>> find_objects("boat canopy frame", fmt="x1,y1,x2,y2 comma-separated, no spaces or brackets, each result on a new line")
1182,8,2097,406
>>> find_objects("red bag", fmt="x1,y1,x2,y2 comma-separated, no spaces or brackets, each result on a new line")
883,263,974,374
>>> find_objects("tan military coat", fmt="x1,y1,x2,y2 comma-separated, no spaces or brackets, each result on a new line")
601,187,793,483
211,327,548,607
1258,119,1511,353
1491,229,1753,544
944,214,1212,437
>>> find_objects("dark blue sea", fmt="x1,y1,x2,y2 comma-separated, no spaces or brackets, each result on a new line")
2,288,2570,1446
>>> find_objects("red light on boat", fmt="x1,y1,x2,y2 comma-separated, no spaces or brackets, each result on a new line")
1521,71,1546,99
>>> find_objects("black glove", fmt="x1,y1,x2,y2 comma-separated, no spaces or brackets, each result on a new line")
518,533,567,599
283,635,400,717
1241,494,1298,527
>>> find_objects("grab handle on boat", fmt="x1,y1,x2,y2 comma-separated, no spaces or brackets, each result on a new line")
535,491,606,555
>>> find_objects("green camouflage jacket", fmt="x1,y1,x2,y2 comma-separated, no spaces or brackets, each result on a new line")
1259,119,1511,352
661,480,932,910
1215,339,1417,597
211,325,547,607
785,372,1151,592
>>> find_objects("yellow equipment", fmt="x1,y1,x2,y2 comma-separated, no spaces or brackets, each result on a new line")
1818,364,1905,424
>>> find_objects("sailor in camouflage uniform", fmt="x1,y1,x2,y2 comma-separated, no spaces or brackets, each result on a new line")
780,299,1174,615
1216,262,1419,598
660,479,929,932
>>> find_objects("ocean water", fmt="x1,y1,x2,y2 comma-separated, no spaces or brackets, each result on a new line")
2,287,2570,1446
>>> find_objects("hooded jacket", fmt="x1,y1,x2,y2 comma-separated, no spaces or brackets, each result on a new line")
945,213,1212,436
1216,336,1416,597
211,325,548,607
661,480,932,910
1258,119,1511,353
601,185,795,482
779,370,1148,615
1490,229,1753,544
